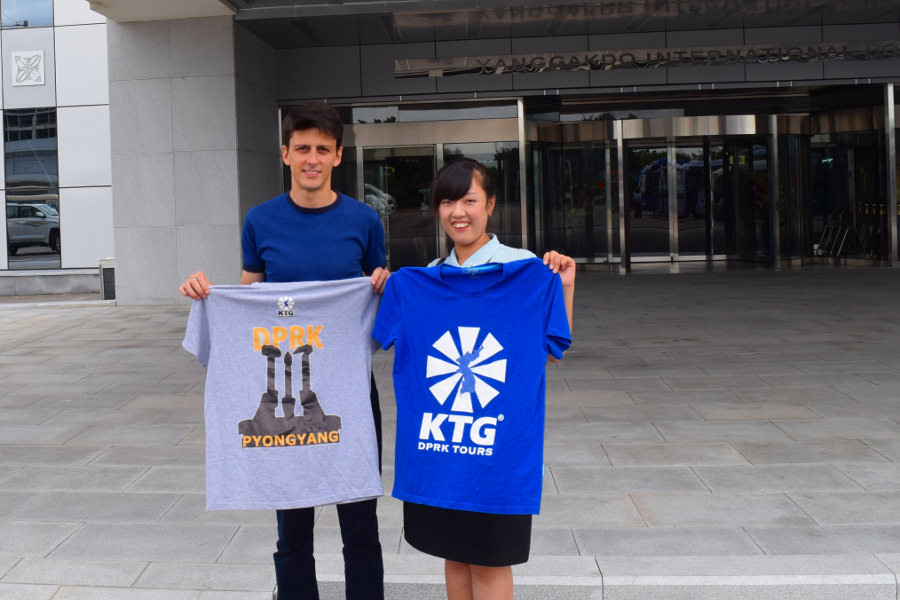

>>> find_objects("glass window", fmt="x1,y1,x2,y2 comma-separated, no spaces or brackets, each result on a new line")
4,107,58,189
4,108,60,269
331,145,358,199
6,193,61,269
807,132,884,260
676,145,707,256
363,146,436,269
1,0,53,28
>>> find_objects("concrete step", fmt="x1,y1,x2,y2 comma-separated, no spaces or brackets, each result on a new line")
313,553,899,600
0,268,99,296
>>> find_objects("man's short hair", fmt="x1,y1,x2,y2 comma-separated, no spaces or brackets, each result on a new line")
282,101,343,148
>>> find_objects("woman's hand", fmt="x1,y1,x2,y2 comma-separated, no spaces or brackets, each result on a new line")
542,251,576,288
370,267,390,294
179,271,211,300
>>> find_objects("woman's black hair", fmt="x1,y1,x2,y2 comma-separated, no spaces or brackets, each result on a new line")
430,158,497,211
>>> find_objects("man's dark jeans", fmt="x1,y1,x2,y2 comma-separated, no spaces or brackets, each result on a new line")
274,375,383,600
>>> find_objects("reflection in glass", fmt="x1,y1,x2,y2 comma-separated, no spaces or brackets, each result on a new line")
808,132,885,260
5,108,60,269
709,143,728,255
738,143,770,261
5,108,58,190
331,145,358,200
712,141,770,260
6,195,60,269
443,142,521,249
625,145,669,256
363,147,436,269
532,142,609,259
1,0,53,28
676,146,707,256
779,135,805,259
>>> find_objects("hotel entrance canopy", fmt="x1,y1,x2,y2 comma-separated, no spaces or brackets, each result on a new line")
89,1,900,30
86,0,235,21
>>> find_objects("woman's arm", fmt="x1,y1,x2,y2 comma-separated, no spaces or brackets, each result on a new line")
542,251,575,333
542,251,575,364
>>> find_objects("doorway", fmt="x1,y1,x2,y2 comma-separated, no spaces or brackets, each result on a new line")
625,143,671,258
531,140,614,262
622,136,770,263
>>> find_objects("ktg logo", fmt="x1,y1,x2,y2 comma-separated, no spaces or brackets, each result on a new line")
276,296,294,317
419,326,506,457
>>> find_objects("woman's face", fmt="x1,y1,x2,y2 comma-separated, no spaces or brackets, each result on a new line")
438,174,495,258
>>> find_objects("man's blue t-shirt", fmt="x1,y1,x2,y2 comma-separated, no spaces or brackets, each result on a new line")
372,258,571,515
242,192,385,283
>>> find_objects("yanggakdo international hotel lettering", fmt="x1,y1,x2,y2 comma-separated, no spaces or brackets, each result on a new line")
395,41,900,78
394,0,894,28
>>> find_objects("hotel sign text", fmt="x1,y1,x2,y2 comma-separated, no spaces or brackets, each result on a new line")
395,42,900,77
396,1,900,28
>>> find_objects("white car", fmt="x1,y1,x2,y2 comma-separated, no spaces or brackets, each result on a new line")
363,184,397,217
7,203,60,254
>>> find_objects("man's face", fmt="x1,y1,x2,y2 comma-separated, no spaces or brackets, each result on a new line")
282,128,343,194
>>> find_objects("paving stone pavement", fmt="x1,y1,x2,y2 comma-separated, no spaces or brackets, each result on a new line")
1,267,900,599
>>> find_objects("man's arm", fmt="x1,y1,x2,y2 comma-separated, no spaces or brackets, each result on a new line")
241,270,264,285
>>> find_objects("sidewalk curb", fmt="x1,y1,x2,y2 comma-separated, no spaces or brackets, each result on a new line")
0,299,115,310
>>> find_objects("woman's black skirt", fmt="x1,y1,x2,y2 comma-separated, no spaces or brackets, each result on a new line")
403,501,532,567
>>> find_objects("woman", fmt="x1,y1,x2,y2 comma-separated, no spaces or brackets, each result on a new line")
375,158,576,600
427,158,575,334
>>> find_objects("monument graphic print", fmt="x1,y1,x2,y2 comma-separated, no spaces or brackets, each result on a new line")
426,326,507,413
239,343,341,447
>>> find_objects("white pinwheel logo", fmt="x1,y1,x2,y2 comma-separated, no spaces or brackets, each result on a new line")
12,52,44,87
276,296,294,317
425,326,506,413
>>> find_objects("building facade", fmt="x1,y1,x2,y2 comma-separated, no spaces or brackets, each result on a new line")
92,0,900,303
0,0,112,292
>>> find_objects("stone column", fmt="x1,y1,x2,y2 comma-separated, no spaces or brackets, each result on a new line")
108,16,241,303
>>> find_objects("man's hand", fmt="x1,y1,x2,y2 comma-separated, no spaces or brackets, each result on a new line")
369,267,390,294
542,251,576,288
179,271,211,300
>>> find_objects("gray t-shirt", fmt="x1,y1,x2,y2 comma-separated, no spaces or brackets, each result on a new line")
183,278,383,510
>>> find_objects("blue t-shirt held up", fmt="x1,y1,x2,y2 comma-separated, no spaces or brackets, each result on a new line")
242,192,385,283
372,258,571,515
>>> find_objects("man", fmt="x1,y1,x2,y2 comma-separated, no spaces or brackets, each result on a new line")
180,100,388,600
